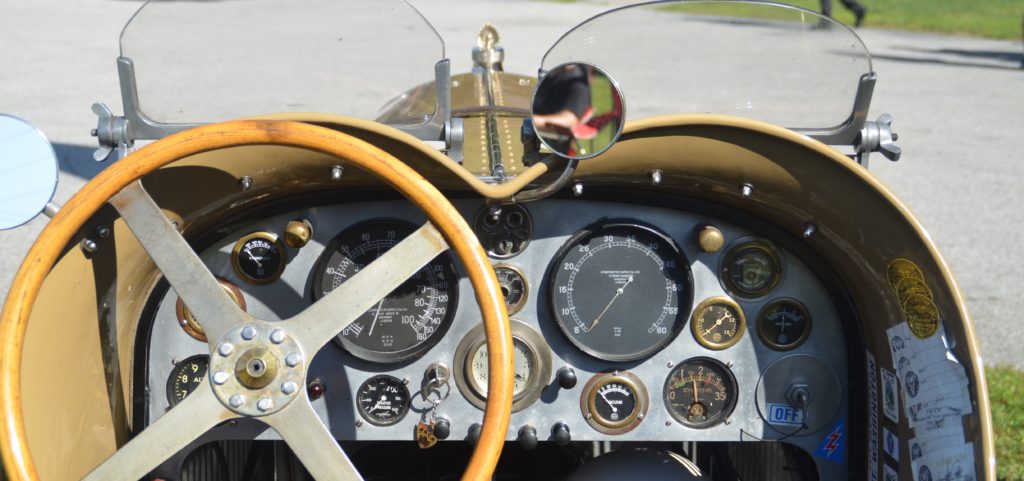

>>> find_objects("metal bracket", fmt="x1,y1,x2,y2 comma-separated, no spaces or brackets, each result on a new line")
92,56,462,162
855,113,901,166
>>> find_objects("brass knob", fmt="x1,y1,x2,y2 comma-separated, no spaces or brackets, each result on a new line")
697,225,725,253
284,219,313,248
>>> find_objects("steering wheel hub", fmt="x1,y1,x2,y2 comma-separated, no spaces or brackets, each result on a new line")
209,323,305,416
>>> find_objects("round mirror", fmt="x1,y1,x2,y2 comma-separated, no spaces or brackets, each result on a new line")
0,115,58,230
531,62,625,160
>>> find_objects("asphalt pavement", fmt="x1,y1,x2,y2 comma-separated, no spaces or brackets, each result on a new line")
1,0,1022,366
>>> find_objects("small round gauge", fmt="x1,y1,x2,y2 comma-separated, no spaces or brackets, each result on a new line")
232,232,287,285
691,297,746,350
494,265,528,315
167,355,209,407
175,278,246,342
721,240,782,298
581,371,649,434
311,220,458,363
356,375,412,426
664,357,738,429
757,298,812,350
548,221,693,361
454,320,551,412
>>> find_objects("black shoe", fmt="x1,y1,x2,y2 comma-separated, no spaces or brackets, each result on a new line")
855,8,867,27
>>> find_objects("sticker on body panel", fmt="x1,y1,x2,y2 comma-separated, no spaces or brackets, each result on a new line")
814,417,846,464
881,368,899,423
883,426,899,460
767,403,804,427
866,351,880,481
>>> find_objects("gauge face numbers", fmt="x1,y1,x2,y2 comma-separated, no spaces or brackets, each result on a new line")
722,241,782,298
356,375,411,426
664,357,738,429
581,371,649,434
757,299,811,350
232,232,287,285
454,320,551,412
494,265,528,315
469,337,535,398
691,297,746,350
311,220,458,363
549,222,693,361
166,355,209,407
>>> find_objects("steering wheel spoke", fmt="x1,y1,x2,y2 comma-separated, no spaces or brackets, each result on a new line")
288,221,448,351
264,397,363,481
110,181,246,341
81,383,234,481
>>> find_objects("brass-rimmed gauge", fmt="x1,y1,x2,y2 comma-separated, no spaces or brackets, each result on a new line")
167,355,209,407
757,298,811,351
721,240,782,298
580,371,648,435
494,264,528,315
454,320,551,412
231,232,286,285
175,278,246,342
691,297,746,350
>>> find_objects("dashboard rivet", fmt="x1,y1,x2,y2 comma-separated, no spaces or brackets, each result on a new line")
726,361,734,368
240,326,257,340
218,343,235,357
281,381,297,395
637,413,645,420
229,394,245,408
355,419,364,428
95,225,111,238
584,413,592,420
803,223,817,239
667,361,674,368
80,238,98,254
285,353,302,367
239,176,253,191
665,420,673,426
331,165,344,181
572,183,584,197
212,371,229,385
257,398,274,412
740,183,754,198
650,170,663,185
269,329,286,344
724,418,732,425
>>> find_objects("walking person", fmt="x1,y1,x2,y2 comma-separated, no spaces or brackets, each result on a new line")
820,0,867,27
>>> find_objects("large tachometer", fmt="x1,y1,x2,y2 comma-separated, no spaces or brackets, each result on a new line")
312,219,458,363
548,222,693,361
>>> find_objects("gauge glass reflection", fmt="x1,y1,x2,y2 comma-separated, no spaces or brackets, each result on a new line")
722,241,781,298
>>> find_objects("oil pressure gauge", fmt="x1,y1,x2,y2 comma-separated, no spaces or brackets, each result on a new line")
232,232,286,284
581,371,649,434
691,297,746,350
356,375,411,426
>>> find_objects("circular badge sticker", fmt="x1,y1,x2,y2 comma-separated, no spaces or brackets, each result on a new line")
903,294,939,339
887,258,924,290
896,276,932,304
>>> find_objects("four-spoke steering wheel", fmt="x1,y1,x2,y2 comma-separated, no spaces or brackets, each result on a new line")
0,120,514,481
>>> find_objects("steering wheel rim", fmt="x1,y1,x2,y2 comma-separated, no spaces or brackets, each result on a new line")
0,120,514,481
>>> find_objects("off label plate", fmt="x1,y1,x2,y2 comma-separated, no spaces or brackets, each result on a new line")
767,402,804,427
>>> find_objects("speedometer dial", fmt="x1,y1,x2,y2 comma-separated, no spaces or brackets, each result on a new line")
311,220,458,363
548,222,693,361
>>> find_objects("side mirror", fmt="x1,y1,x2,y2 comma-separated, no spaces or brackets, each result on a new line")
531,62,625,160
0,115,58,230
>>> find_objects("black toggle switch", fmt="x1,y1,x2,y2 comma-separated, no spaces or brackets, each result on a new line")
551,422,571,446
433,418,451,440
518,425,538,451
557,366,577,390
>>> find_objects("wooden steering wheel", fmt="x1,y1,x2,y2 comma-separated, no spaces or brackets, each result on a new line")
0,120,514,481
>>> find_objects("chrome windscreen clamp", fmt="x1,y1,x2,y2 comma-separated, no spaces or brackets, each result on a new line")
856,113,902,166
90,102,131,162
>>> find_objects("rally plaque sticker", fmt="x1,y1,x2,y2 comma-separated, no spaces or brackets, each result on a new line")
881,368,900,424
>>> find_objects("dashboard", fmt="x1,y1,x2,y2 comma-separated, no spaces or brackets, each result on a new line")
141,196,850,457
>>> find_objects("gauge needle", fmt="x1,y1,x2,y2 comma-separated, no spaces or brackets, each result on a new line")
702,313,731,336
589,275,634,330
367,298,385,337
246,251,263,268
599,391,618,413
693,379,699,403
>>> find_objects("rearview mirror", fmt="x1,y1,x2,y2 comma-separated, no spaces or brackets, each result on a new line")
0,115,58,230
531,62,625,160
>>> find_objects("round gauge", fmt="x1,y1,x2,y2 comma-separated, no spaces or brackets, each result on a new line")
232,232,287,285
494,265,528,315
548,222,693,361
721,240,782,298
691,297,746,350
311,220,458,363
167,355,209,407
757,298,812,350
356,375,412,426
454,320,551,412
581,371,649,434
664,357,738,429
175,278,246,342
